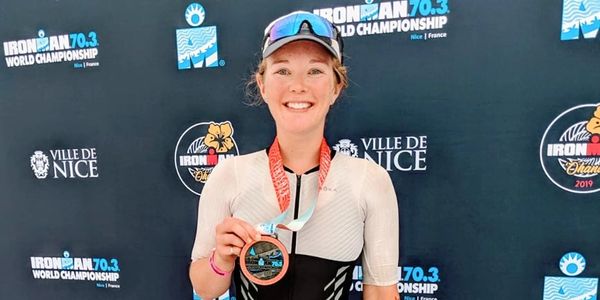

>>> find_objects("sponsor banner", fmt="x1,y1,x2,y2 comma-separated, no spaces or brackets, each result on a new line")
540,104,600,193
30,251,120,289
175,121,239,196
561,0,600,40
350,266,441,299
30,148,99,180
312,0,449,40
3,29,100,69
543,252,598,299
333,136,427,172
176,3,225,70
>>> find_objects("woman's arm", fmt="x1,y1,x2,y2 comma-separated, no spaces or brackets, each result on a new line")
361,162,400,297
189,157,259,298
189,256,233,299
363,284,399,300
189,217,260,299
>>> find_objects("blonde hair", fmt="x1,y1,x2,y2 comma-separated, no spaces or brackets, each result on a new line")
245,56,348,106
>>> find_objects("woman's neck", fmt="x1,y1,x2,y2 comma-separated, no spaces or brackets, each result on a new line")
276,132,324,175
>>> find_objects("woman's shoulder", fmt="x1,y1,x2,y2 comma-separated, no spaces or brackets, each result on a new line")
218,149,268,171
207,149,268,188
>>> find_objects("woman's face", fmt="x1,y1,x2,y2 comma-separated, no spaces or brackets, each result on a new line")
257,40,342,137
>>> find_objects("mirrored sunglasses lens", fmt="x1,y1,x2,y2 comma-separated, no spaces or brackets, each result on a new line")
269,17,299,41
268,14,335,42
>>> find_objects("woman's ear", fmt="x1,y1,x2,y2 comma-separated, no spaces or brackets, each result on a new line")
256,73,266,101
332,81,342,103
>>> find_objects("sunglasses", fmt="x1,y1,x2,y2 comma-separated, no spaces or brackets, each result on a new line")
263,11,343,61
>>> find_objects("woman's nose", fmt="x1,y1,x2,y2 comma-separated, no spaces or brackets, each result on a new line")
288,74,307,93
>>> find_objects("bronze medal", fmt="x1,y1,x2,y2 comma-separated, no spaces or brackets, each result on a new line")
239,235,289,285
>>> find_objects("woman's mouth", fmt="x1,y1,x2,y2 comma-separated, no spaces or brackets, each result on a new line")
285,102,313,110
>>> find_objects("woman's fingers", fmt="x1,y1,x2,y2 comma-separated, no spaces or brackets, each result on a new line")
229,221,258,244
216,243,241,258
239,220,261,241
217,233,245,249
215,217,261,258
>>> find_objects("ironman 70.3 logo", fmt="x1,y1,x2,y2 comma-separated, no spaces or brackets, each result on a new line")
540,104,600,193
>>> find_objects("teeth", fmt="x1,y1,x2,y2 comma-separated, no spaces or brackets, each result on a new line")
286,102,311,109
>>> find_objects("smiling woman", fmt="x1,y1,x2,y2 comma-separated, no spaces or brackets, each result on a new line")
189,11,400,300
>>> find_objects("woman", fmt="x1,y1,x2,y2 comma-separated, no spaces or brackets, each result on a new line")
189,11,399,300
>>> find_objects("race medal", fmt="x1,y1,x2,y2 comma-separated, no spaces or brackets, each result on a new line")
239,137,330,285
239,235,289,285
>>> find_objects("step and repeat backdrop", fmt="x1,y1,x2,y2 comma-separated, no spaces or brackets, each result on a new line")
1,0,599,299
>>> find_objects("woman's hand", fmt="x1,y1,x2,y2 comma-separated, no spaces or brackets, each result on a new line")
213,217,261,271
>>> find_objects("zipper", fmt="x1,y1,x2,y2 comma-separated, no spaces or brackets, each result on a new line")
288,174,302,300
291,174,301,253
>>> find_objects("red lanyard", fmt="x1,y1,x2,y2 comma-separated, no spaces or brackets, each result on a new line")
268,137,331,212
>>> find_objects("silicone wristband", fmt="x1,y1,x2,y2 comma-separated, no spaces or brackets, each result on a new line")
209,249,231,276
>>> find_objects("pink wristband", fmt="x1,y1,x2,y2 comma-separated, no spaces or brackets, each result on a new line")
209,249,231,276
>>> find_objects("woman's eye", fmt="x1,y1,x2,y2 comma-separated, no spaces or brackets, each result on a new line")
275,69,290,75
308,69,324,75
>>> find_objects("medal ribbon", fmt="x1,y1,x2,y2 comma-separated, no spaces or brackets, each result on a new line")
259,137,331,234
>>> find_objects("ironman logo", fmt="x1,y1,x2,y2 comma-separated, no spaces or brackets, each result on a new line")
540,104,600,193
